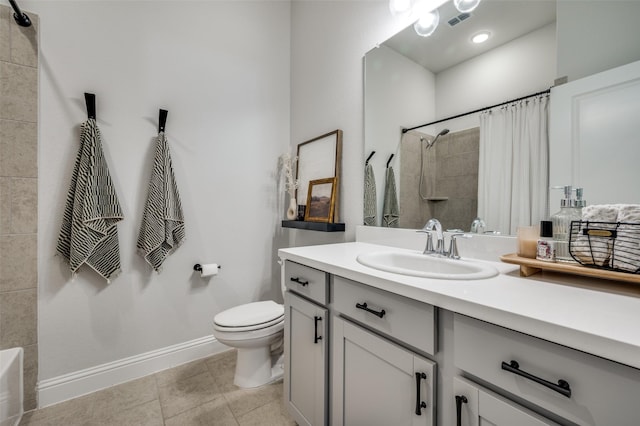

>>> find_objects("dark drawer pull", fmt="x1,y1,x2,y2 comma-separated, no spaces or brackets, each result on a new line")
290,277,309,286
314,316,322,344
415,372,427,415
455,395,468,426
355,302,386,318
501,360,571,398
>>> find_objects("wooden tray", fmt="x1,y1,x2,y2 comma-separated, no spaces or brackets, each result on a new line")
500,253,640,284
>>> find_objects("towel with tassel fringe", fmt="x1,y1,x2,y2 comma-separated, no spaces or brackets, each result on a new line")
382,166,399,228
136,131,185,272
56,119,123,282
364,163,377,226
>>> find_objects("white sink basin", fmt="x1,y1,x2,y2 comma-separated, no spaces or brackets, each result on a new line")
356,251,499,280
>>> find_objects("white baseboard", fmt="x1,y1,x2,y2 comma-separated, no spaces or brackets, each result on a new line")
37,335,228,408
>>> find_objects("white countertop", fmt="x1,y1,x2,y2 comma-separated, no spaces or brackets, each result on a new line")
278,241,640,370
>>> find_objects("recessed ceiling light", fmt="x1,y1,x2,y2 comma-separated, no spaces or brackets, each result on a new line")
472,31,490,44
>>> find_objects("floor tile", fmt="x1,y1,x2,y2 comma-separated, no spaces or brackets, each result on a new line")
90,375,158,419
164,397,239,426
93,399,164,426
19,393,94,426
237,399,296,426
155,358,209,388
158,370,222,419
223,379,283,418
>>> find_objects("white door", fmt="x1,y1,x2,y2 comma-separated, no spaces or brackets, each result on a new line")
284,291,328,426
332,316,435,426
453,377,560,426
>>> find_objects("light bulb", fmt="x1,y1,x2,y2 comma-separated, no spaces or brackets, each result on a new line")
414,9,440,37
389,0,412,15
472,31,490,44
454,0,481,13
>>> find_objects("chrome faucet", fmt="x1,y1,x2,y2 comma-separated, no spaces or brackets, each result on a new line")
419,218,445,255
447,233,470,259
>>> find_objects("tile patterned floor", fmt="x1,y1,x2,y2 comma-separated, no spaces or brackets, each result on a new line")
20,350,295,426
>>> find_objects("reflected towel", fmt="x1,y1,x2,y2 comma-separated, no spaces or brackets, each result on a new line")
364,163,377,226
612,204,640,272
382,166,399,228
56,119,123,282
137,132,185,272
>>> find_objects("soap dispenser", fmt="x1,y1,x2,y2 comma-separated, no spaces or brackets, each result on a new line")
551,185,581,263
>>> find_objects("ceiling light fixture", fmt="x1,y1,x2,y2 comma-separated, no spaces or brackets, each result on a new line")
389,0,413,15
414,9,440,37
471,31,490,44
453,0,482,14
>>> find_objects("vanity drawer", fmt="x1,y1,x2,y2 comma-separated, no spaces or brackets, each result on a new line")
284,261,328,305
332,275,436,356
454,314,640,426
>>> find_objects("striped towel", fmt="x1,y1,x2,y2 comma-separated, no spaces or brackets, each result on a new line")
136,132,185,272
56,119,123,282
364,163,377,226
382,166,399,228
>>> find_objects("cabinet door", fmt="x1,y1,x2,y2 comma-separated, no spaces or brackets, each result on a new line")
332,316,435,426
453,377,559,426
284,291,328,426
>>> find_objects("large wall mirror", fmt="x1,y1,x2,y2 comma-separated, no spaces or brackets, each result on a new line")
364,0,640,235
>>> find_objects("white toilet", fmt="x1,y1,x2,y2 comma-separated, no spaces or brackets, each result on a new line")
212,299,285,388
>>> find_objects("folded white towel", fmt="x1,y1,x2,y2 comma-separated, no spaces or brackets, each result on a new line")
572,205,618,266
612,204,640,273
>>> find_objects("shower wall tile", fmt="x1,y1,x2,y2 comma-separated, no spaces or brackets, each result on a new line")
0,62,37,122
0,234,37,292
0,288,37,348
0,118,38,177
23,343,38,410
10,13,38,68
0,7,9,62
10,177,37,233
0,178,9,233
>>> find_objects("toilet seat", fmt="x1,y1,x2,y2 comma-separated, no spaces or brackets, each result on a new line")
214,301,284,332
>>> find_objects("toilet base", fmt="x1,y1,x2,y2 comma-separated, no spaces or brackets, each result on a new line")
233,346,284,388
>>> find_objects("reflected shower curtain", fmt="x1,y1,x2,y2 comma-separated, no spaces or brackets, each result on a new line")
478,95,549,235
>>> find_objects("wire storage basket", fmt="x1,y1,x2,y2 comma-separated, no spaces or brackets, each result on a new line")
569,221,640,274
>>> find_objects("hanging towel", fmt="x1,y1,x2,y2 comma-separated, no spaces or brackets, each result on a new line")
56,119,123,282
364,163,377,226
136,131,185,272
382,166,399,228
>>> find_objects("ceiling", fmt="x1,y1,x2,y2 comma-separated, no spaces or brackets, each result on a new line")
384,0,557,73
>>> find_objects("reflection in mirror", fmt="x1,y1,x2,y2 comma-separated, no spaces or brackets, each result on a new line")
365,0,640,235
364,0,556,235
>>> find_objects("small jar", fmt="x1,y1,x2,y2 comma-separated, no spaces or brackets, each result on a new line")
536,220,556,262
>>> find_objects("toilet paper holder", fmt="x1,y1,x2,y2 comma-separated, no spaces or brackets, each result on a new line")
193,263,222,272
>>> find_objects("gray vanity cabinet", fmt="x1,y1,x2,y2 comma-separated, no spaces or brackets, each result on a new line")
332,316,436,426
453,377,559,426
283,261,329,426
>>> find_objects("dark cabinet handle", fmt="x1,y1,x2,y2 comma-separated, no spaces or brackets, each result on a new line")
355,302,386,318
290,277,309,286
415,372,427,415
455,395,468,426
314,316,322,344
501,360,571,398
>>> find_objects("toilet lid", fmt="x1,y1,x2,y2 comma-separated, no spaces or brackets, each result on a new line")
214,301,284,328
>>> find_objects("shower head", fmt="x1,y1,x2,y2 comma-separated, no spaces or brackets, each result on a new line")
426,128,450,148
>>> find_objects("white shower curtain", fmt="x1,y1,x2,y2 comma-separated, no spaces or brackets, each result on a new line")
478,94,549,235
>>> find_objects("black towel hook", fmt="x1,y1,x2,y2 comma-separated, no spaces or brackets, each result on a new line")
365,151,376,166
159,109,168,133
84,93,96,120
387,154,395,168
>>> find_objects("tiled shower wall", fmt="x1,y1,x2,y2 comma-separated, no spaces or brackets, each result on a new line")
400,128,479,231
0,5,39,410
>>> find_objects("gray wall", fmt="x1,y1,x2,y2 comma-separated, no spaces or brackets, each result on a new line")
0,5,39,410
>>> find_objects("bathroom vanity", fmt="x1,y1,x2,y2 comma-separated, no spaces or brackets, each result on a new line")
279,228,640,426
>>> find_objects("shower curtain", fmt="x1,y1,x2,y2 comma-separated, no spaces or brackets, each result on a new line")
477,94,549,235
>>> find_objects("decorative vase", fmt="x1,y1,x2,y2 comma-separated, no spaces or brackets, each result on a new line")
287,197,297,220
